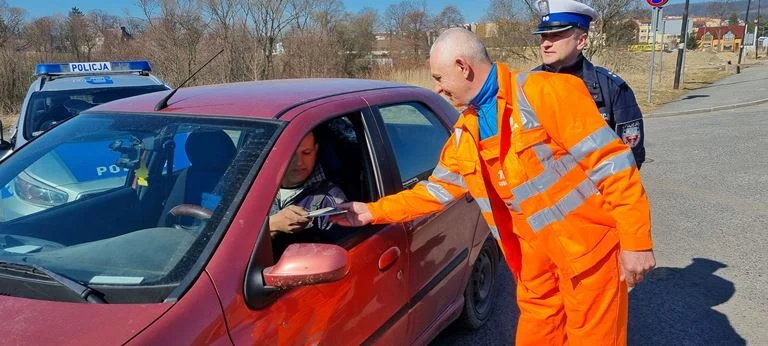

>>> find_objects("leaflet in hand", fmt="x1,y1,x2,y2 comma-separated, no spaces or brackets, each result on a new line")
306,207,348,218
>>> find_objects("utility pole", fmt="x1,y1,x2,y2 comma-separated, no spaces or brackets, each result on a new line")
737,0,753,73
757,0,762,59
673,0,690,89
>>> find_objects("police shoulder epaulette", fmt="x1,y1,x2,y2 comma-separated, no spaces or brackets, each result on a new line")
595,66,626,85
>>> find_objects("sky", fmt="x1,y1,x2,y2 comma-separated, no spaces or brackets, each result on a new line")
6,0,717,24
7,0,489,23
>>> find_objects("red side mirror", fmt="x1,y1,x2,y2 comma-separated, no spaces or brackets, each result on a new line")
263,243,350,288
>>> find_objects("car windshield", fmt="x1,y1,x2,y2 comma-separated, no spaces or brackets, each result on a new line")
0,112,280,302
24,85,169,138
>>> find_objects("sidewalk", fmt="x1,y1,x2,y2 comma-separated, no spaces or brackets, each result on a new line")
648,61,768,117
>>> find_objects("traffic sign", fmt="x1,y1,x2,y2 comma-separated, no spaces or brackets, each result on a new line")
647,0,669,7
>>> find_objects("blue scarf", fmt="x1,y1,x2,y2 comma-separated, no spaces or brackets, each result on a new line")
470,64,499,140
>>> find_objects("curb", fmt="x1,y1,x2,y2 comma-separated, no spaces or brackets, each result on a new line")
646,96,768,118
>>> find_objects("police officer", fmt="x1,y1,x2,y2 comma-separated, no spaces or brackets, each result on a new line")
533,0,645,168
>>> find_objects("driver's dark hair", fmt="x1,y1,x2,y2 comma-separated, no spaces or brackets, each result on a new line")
308,128,321,147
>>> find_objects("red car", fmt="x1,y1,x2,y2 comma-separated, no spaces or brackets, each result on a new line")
0,79,500,345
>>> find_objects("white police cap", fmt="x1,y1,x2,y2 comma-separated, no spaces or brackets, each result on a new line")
533,0,599,35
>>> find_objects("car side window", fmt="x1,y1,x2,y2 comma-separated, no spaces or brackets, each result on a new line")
378,102,449,186
269,112,379,258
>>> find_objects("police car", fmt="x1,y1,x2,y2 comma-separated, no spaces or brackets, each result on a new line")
0,60,171,219
0,60,170,159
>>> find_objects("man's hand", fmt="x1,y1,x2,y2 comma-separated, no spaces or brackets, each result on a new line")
619,249,656,287
269,205,310,233
330,202,373,227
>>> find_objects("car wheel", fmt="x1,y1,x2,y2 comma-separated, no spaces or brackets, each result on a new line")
458,236,500,329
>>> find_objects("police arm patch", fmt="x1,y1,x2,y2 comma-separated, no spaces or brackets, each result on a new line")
616,119,642,148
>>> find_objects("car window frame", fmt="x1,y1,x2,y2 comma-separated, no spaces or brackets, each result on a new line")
371,101,452,190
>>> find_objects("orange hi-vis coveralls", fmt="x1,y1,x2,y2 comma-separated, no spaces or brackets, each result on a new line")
366,63,652,345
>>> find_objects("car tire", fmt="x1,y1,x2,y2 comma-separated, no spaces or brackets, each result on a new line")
457,235,500,329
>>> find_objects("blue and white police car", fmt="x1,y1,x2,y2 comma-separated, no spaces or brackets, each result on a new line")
0,60,173,220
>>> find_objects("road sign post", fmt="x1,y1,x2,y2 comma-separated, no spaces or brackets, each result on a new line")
648,7,658,103
646,0,668,103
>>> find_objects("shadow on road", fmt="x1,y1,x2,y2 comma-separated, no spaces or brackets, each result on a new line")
681,94,710,100
433,258,745,345
629,258,745,345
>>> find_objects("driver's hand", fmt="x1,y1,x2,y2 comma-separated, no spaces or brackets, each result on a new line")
269,205,310,234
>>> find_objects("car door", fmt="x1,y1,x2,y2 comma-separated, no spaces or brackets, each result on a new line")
370,100,479,342
225,97,411,345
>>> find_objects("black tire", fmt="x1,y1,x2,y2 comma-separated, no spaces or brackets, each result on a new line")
457,236,500,329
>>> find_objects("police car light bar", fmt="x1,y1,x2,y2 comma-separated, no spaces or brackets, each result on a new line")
34,60,152,76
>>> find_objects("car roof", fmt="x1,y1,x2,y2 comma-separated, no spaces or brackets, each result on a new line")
88,78,414,119
32,73,167,92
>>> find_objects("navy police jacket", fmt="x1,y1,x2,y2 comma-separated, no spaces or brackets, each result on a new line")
534,55,645,168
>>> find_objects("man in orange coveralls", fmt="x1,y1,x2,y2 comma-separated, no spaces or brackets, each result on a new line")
333,27,655,345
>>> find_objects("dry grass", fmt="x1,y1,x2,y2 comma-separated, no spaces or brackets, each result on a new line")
378,49,761,114
1,114,14,136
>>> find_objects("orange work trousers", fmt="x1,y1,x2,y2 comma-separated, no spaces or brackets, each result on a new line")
514,237,628,345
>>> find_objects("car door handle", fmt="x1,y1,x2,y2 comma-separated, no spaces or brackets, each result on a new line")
378,247,401,271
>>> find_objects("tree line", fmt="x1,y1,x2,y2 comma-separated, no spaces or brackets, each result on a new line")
1,0,644,115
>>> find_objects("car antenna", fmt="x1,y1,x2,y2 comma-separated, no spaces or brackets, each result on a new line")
154,48,225,111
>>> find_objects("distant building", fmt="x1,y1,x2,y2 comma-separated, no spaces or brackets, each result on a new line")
637,18,694,48
697,25,746,52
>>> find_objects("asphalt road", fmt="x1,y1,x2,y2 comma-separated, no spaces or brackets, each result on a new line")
433,105,768,345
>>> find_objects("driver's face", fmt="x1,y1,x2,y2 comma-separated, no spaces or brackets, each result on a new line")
281,133,318,188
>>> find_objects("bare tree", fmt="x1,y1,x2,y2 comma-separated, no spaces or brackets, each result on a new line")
201,0,253,82
0,1,30,114
281,0,346,78
138,0,209,85
383,0,429,63
583,0,643,56
432,5,464,30
483,0,539,61
23,17,59,60
63,7,101,60
0,2,27,49
244,0,311,80
336,8,378,76
86,10,123,58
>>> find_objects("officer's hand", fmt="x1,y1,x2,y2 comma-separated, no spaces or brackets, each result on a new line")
330,202,373,227
619,249,656,287
269,205,310,233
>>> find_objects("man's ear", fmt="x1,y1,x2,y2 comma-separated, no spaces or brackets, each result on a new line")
577,31,589,50
455,57,471,79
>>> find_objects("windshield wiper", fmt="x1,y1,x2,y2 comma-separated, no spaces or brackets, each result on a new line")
0,260,107,304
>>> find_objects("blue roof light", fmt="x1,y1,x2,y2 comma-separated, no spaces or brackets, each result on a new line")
35,60,152,76
34,64,66,76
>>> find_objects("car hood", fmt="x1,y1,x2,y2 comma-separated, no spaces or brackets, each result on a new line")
0,295,172,344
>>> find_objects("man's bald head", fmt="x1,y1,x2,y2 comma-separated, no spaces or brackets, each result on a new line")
428,28,493,108
430,28,492,66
